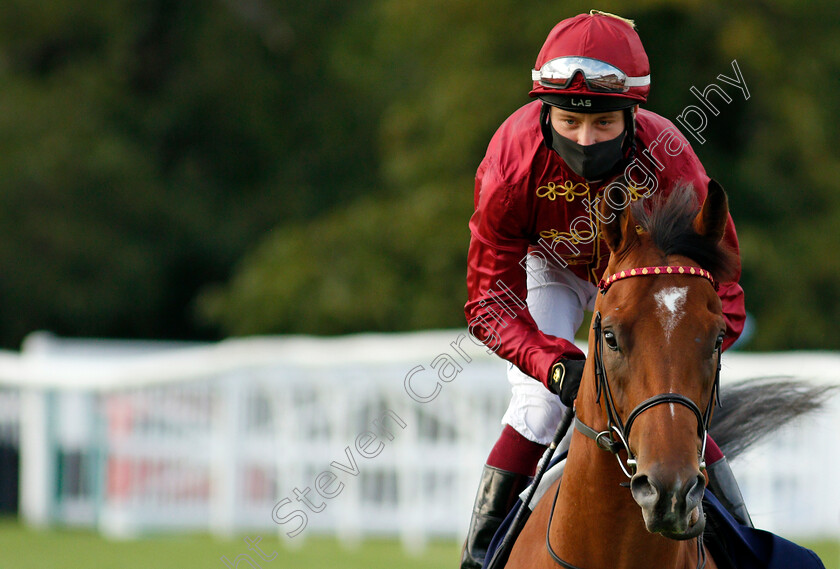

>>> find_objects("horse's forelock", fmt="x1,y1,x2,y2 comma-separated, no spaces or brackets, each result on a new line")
629,185,739,283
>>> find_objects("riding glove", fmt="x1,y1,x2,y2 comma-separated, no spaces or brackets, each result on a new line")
549,358,585,406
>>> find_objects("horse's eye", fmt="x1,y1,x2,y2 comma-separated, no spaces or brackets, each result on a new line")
604,330,619,351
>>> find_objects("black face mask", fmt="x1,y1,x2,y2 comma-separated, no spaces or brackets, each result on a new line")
550,126,626,181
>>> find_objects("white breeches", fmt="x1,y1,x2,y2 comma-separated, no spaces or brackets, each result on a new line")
501,253,599,445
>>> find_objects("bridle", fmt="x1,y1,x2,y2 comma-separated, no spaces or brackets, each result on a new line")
545,265,722,569
579,264,722,478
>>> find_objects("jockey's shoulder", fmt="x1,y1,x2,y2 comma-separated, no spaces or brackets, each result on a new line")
634,108,703,174
481,101,548,186
635,108,685,141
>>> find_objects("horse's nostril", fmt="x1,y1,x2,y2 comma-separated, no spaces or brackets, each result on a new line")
685,474,706,506
630,474,659,507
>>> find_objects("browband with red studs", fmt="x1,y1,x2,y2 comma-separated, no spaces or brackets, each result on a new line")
598,265,717,293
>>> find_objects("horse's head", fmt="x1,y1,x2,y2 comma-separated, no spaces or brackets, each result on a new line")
584,180,738,540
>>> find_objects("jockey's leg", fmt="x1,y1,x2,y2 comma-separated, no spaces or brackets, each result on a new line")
501,258,597,448
705,435,753,527
460,260,597,569
460,379,561,569
459,427,539,569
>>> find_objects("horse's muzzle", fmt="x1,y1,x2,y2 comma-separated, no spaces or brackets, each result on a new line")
630,471,706,539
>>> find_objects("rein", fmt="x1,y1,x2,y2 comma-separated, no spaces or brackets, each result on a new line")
545,265,721,569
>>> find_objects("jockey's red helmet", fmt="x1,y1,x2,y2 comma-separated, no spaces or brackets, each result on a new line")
530,11,650,112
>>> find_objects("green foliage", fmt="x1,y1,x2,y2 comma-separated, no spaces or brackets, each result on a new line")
0,0,377,346
0,0,837,350
205,0,840,350
199,183,472,334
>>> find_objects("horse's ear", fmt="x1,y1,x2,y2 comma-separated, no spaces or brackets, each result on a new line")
599,185,639,253
599,192,624,252
694,179,729,243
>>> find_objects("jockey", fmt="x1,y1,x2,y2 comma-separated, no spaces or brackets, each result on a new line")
461,11,752,569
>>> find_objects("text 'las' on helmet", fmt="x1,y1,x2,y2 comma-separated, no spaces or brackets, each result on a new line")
530,10,650,113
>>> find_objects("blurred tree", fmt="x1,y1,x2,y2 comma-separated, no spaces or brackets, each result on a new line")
0,0,835,350
201,0,840,350
0,0,379,346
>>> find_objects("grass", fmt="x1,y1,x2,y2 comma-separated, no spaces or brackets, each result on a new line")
803,540,840,569
0,518,460,569
0,518,835,569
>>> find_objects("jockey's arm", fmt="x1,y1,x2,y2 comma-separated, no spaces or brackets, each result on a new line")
464,168,584,388
666,132,746,351
717,212,746,351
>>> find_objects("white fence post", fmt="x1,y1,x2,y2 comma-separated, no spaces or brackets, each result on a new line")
211,376,241,537
19,388,55,528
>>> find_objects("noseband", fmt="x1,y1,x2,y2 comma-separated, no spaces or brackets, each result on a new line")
577,265,722,478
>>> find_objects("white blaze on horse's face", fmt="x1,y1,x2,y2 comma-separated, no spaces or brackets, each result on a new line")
653,286,688,343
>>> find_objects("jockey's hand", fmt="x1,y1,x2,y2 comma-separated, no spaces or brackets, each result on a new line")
549,358,585,407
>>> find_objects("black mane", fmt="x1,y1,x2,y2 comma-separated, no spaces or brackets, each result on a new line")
630,185,739,283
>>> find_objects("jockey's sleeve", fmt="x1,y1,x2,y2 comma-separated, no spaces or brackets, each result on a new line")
465,163,583,388
669,127,746,352
718,213,746,351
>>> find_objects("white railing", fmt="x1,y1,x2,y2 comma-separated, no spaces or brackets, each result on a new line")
1,331,838,549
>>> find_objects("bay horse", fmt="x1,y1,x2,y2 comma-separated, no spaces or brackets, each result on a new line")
503,181,818,569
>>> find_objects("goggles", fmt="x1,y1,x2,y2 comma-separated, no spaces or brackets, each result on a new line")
532,56,650,93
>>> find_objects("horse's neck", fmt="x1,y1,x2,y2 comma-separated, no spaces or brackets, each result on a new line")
551,431,704,569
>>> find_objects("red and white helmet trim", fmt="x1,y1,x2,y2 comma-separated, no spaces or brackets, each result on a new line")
529,11,650,105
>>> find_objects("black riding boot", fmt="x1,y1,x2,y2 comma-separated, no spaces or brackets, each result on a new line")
707,456,753,527
460,465,530,569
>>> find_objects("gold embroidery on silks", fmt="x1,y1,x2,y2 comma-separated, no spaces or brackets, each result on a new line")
538,181,595,267
536,180,590,202
538,227,597,267
627,184,650,201
540,229,578,243
538,226,595,246
535,182,650,280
